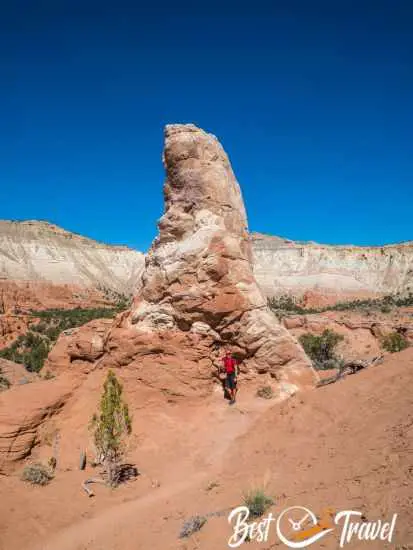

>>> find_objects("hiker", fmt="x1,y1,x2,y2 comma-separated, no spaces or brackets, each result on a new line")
221,350,238,405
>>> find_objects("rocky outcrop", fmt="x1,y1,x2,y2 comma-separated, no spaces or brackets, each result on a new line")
103,124,316,395
252,232,413,302
0,312,34,350
46,319,113,373
0,358,37,387
0,220,144,296
0,374,77,471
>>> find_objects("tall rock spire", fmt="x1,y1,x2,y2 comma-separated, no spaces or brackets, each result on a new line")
106,124,317,396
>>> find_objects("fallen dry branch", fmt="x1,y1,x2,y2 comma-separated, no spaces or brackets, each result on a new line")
81,477,106,497
317,355,384,388
81,464,139,497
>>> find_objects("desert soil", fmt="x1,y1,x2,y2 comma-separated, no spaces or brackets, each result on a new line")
0,349,412,550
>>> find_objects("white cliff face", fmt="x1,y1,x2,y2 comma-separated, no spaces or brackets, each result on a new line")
1,221,411,304
0,220,145,294
251,233,413,298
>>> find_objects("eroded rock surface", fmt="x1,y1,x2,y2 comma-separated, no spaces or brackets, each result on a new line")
46,319,113,373
104,124,316,394
0,358,37,387
0,374,77,472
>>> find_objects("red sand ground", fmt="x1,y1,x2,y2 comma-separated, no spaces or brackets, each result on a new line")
0,349,412,550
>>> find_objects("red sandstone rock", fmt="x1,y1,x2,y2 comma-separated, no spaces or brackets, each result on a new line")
103,124,317,395
0,358,37,386
0,374,78,472
0,280,111,314
46,319,113,373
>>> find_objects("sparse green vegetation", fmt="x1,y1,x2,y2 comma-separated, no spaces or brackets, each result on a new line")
97,286,132,311
299,329,344,370
0,333,50,372
242,488,274,518
0,304,127,373
21,463,54,486
382,332,409,353
32,305,124,329
0,367,10,390
90,370,132,487
268,295,306,314
268,292,413,316
256,385,274,399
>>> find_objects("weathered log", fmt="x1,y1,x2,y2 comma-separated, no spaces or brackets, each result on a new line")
81,477,106,497
82,464,139,496
317,355,384,388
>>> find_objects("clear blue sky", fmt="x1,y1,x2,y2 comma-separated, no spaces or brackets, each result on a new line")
1,1,412,251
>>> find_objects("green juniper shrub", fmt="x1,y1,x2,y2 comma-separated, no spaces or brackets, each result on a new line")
30,321,48,333
0,332,49,372
382,332,409,353
90,370,132,487
44,326,60,340
299,329,344,370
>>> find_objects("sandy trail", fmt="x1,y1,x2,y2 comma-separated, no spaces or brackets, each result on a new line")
29,388,275,550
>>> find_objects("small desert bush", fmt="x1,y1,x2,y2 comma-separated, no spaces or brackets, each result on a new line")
21,463,54,486
243,488,274,518
382,332,409,353
299,329,344,370
256,385,274,399
0,368,10,390
179,515,207,538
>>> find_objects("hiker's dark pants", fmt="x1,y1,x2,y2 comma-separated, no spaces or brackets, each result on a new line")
226,373,236,390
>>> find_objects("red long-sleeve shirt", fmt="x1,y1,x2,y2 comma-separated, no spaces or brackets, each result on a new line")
223,356,236,374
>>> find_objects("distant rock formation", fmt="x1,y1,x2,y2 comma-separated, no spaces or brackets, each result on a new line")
251,232,413,303
0,220,144,297
1,220,411,313
103,124,316,395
